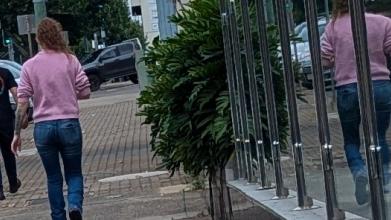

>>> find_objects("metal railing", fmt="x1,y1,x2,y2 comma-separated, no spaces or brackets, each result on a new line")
219,0,388,219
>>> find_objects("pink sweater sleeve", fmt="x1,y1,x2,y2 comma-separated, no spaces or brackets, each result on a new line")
320,23,335,68
73,56,91,99
321,24,334,60
384,17,391,55
17,65,33,103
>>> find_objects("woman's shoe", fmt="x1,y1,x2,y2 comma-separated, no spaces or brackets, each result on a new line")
355,176,369,205
69,208,82,220
0,189,5,200
9,179,21,194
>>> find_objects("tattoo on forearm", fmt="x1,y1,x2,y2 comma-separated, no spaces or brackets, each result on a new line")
14,103,28,136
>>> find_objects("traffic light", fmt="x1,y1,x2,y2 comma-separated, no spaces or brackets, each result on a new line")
4,38,11,45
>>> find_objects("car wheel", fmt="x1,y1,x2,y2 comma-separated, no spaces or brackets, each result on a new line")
88,74,101,92
129,75,139,84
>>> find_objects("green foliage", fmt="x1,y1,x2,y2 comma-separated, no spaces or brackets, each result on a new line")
0,0,144,58
138,0,292,177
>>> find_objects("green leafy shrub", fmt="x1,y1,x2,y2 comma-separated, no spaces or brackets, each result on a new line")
138,0,293,177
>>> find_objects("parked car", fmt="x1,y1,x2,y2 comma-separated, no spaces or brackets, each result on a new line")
0,60,33,120
292,18,334,90
82,40,140,91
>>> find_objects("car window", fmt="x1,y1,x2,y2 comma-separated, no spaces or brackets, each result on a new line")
134,42,141,50
100,48,117,60
81,49,103,64
298,24,327,42
318,24,326,36
299,28,309,42
118,43,134,55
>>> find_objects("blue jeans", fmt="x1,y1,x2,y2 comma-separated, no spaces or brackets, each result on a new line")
337,80,391,182
34,119,84,220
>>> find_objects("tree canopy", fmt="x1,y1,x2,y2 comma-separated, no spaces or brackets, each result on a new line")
0,0,144,59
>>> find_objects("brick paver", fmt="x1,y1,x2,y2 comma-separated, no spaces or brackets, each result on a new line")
0,84,199,219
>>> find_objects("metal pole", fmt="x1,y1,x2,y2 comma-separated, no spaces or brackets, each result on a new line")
33,0,47,25
241,0,289,198
26,15,33,57
239,0,277,187
324,0,330,22
348,0,386,219
218,0,244,180
27,33,33,57
265,0,275,24
156,0,178,40
273,0,315,208
302,0,345,219
8,42,15,61
227,0,257,184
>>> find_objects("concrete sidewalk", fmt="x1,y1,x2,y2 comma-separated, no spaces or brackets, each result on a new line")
0,83,208,220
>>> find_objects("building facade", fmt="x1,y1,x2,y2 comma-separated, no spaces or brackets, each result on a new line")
128,0,159,44
127,0,188,44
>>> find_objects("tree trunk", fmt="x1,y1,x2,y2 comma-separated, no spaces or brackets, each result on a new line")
209,167,232,220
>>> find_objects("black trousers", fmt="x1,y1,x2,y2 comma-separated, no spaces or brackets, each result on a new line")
0,127,18,189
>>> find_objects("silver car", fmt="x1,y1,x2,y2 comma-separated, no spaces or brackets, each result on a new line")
292,18,334,89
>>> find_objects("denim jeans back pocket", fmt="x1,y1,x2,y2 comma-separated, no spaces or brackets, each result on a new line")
34,125,54,147
337,85,360,121
373,81,391,112
58,120,82,150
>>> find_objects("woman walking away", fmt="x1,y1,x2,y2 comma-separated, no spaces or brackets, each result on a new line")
11,18,90,220
321,0,391,205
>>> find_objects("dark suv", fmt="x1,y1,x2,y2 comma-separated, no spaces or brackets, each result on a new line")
82,41,139,91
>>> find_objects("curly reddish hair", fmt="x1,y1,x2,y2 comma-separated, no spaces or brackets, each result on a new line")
332,0,349,20
37,18,72,54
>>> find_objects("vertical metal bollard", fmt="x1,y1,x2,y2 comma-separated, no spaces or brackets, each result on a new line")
218,0,244,180
227,0,254,183
238,0,272,185
302,0,345,219
348,1,386,219
241,0,288,198
272,0,314,207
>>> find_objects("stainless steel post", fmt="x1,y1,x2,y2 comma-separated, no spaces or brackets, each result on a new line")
273,0,314,207
302,0,345,219
348,0,386,219
244,0,288,198
227,0,254,183
218,0,244,180
239,0,271,185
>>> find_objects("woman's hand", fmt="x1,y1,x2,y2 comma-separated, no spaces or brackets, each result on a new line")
11,135,22,156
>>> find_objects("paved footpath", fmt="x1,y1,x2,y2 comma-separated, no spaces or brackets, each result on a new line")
3,84,389,219
0,83,208,220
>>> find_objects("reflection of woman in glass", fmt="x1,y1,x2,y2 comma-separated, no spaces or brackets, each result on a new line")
12,18,90,220
321,0,391,205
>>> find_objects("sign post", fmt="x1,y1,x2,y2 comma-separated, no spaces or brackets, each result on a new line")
17,14,35,57
33,0,47,26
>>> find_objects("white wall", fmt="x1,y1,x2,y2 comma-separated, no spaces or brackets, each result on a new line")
128,0,159,44
128,0,190,44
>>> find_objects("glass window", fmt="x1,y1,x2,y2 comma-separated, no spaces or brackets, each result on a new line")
100,49,117,60
118,44,134,55
81,49,103,64
298,24,327,42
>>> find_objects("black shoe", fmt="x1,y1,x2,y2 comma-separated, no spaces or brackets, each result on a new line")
355,176,369,205
69,208,82,220
0,189,5,201
9,179,21,194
